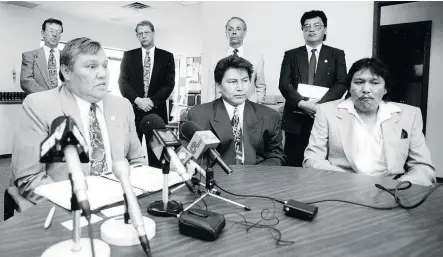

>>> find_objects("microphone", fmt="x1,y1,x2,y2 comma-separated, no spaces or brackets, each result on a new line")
40,116,91,219
113,160,152,256
181,121,233,175
175,146,206,177
140,114,194,191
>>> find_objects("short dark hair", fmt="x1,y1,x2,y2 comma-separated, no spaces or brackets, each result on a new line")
41,18,63,33
214,55,253,85
225,17,247,31
346,57,392,101
300,10,327,41
59,37,102,82
135,20,155,33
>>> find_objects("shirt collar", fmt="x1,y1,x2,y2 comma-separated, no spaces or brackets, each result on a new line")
227,45,244,57
338,98,401,120
43,44,59,54
142,46,155,56
222,99,245,118
306,43,322,54
72,93,104,113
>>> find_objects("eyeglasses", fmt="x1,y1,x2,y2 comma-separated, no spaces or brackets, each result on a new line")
45,29,62,35
137,31,153,37
302,23,324,31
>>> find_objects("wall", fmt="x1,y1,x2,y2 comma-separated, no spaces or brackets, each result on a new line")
201,1,374,97
381,1,443,177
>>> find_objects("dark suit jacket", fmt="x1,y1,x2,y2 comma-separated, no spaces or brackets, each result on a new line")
20,48,53,94
279,45,347,133
187,98,286,166
118,47,175,122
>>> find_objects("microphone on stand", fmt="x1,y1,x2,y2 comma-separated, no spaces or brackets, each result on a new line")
181,121,233,175
175,146,206,178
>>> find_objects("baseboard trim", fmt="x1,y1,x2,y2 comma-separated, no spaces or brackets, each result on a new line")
0,154,12,159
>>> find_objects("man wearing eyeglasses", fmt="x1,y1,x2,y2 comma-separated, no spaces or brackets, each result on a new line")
202,16,266,104
118,20,175,168
21,18,63,94
279,10,347,167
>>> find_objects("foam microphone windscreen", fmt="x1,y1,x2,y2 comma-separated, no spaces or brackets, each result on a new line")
181,121,203,142
140,114,166,140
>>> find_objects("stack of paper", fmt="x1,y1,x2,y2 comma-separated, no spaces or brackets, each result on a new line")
35,165,192,211
297,83,329,100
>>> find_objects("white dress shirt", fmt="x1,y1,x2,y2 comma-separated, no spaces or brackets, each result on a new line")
42,45,61,86
306,43,323,72
73,93,113,175
227,45,244,58
338,98,401,176
141,46,155,86
222,99,245,163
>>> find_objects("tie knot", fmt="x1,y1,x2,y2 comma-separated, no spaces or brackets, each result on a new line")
233,49,239,55
50,49,54,53
311,49,317,54
90,103,98,111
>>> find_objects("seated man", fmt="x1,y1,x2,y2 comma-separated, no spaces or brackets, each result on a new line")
12,37,146,204
187,55,286,166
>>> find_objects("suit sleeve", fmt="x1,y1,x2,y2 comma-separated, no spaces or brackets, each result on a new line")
398,108,435,186
12,96,54,204
118,52,139,104
20,52,46,94
150,52,175,106
318,49,347,104
303,105,343,171
258,111,286,166
124,99,148,165
254,54,266,103
279,51,305,108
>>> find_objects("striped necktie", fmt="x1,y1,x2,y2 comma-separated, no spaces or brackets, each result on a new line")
231,107,243,165
89,103,108,175
143,51,151,98
48,49,57,88
308,49,317,85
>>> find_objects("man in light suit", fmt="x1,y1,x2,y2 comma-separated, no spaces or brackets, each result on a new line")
12,37,146,204
119,20,175,168
279,10,347,167
188,55,285,166
202,16,266,104
21,18,64,94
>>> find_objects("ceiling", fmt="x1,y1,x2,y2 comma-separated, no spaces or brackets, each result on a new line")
6,1,202,27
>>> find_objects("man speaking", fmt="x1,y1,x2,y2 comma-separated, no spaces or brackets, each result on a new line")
12,37,146,205
187,55,286,166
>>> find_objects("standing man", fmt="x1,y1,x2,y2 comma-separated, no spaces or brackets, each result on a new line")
202,16,266,104
279,10,347,167
119,20,175,168
21,18,63,94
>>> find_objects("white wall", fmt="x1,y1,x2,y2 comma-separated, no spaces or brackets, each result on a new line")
201,1,374,96
381,1,443,177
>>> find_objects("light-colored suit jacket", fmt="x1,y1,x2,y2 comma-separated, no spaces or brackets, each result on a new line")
20,48,53,94
303,99,435,186
12,85,146,204
201,47,266,104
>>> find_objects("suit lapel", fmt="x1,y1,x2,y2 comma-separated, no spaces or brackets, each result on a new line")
381,112,401,171
336,108,358,171
35,48,51,88
149,48,161,94
209,98,236,164
296,48,309,84
134,48,144,86
243,101,262,164
102,95,122,161
314,45,330,85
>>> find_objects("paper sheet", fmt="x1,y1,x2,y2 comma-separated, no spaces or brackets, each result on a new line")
35,165,192,211
61,214,103,231
297,83,329,100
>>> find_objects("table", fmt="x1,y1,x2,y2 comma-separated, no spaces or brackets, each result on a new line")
1,166,442,257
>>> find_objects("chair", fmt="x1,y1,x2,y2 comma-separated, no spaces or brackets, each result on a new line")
4,173,34,221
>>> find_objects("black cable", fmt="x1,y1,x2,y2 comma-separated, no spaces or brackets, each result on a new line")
214,181,286,204
86,218,96,257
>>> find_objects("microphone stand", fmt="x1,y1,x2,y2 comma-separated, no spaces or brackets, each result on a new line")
42,177,110,257
183,158,251,212
147,158,184,217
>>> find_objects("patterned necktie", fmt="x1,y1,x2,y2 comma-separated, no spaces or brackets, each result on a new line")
143,51,151,98
233,48,239,56
48,49,57,88
231,107,243,165
308,49,317,85
89,103,108,175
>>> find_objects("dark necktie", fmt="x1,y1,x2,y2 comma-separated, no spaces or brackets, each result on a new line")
233,48,239,56
308,49,317,85
89,103,108,175
143,51,151,98
231,107,243,165
48,49,57,88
